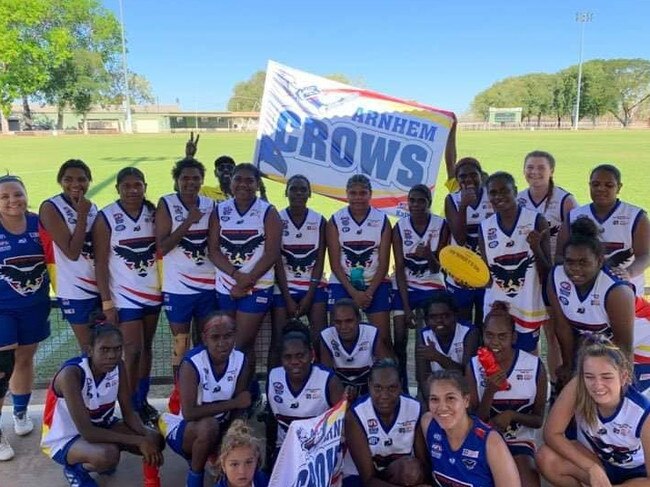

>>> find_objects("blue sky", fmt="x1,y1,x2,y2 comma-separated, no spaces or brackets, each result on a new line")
103,0,650,114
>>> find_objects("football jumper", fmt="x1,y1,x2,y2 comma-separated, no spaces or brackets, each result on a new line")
321,324,378,388
279,208,326,293
41,356,119,459
100,202,160,309
40,194,98,299
0,212,49,308
420,322,472,373
329,207,388,288
215,197,274,293
570,201,646,296
160,194,215,294
395,214,446,291
470,349,541,453
267,364,334,448
577,386,650,480
344,394,421,476
445,189,493,288
481,207,548,351
426,416,495,487
517,186,572,259
161,347,246,434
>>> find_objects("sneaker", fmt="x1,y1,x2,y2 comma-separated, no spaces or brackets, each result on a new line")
0,431,14,461
63,464,98,487
13,412,34,436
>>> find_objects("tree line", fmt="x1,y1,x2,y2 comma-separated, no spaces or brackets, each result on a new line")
0,0,153,132
470,59,650,127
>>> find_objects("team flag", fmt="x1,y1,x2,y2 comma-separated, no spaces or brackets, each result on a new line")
269,398,348,487
253,61,455,216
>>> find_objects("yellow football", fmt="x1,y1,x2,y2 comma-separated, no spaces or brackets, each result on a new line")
439,245,490,288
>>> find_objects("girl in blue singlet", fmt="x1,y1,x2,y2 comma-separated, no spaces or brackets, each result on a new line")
537,337,650,486
421,370,521,487
214,420,268,487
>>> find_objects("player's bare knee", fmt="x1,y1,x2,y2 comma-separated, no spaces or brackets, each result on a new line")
91,444,120,472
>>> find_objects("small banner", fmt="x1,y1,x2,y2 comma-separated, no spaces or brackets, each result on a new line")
253,61,455,216
269,398,348,487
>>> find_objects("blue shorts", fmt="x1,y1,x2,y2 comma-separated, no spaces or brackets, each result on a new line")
634,364,650,394
218,288,272,314
446,282,485,310
166,419,190,461
117,305,161,323
507,442,535,458
163,291,218,325
0,301,51,347
603,462,646,483
58,297,100,325
51,417,120,466
515,328,541,353
328,282,392,314
273,288,328,308
391,288,445,312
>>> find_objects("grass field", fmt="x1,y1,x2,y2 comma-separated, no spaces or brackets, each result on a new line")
1,130,648,384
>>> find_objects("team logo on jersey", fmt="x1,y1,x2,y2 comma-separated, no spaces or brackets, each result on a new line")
0,255,46,296
81,234,94,260
282,246,317,277
404,255,430,277
178,230,208,265
461,458,477,470
220,230,265,265
606,247,634,269
582,431,637,466
490,252,535,297
113,237,156,277
342,241,375,268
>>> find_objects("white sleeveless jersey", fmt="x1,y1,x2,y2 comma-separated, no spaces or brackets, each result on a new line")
41,356,119,458
160,194,215,294
395,215,446,291
446,188,493,288
570,201,646,296
329,207,388,287
100,202,161,309
420,322,472,373
343,394,421,476
470,349,541,449
552,265,628,341
481,207,548,333
577,386,650,473
517,186,572,259
40,194,98,299
279,208,326,292
215,197,274,293
267,364,334,448
321,324,378,387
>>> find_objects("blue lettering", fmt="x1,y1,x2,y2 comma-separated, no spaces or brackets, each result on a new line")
392,116,407,134
351,108,365,123
299,117,328,162
419,123,437,142
294,468,309,487
364,111,379,127
275,110,301,152
406,120,420,137
397,144,427,186
378,113,393,130
330,127,356,168
360,133,400,181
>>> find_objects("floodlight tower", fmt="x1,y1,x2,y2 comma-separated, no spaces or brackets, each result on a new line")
118,0,133,134
573,11,593,130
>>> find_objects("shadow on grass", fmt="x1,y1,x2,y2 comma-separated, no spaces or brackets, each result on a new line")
87,156,156,198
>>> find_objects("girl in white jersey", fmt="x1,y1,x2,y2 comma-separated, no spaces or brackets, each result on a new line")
557,164,650,296
93,168,161,423
344,359,429,487
467,302,547,487
161,312,252,487
155,158,216,381
479,172,551,353
549,217,636,391
271,174,327,366
41,322,163,487
327,174,392,350
444,157,492,326
40,159,99,350
208,163,281,363
537,337,650,486
416,292,479,399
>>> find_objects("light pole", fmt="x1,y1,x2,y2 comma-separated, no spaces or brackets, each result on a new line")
118,0,133,133
573,11,593,130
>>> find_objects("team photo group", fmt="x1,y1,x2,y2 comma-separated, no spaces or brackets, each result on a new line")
0,121,649,487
